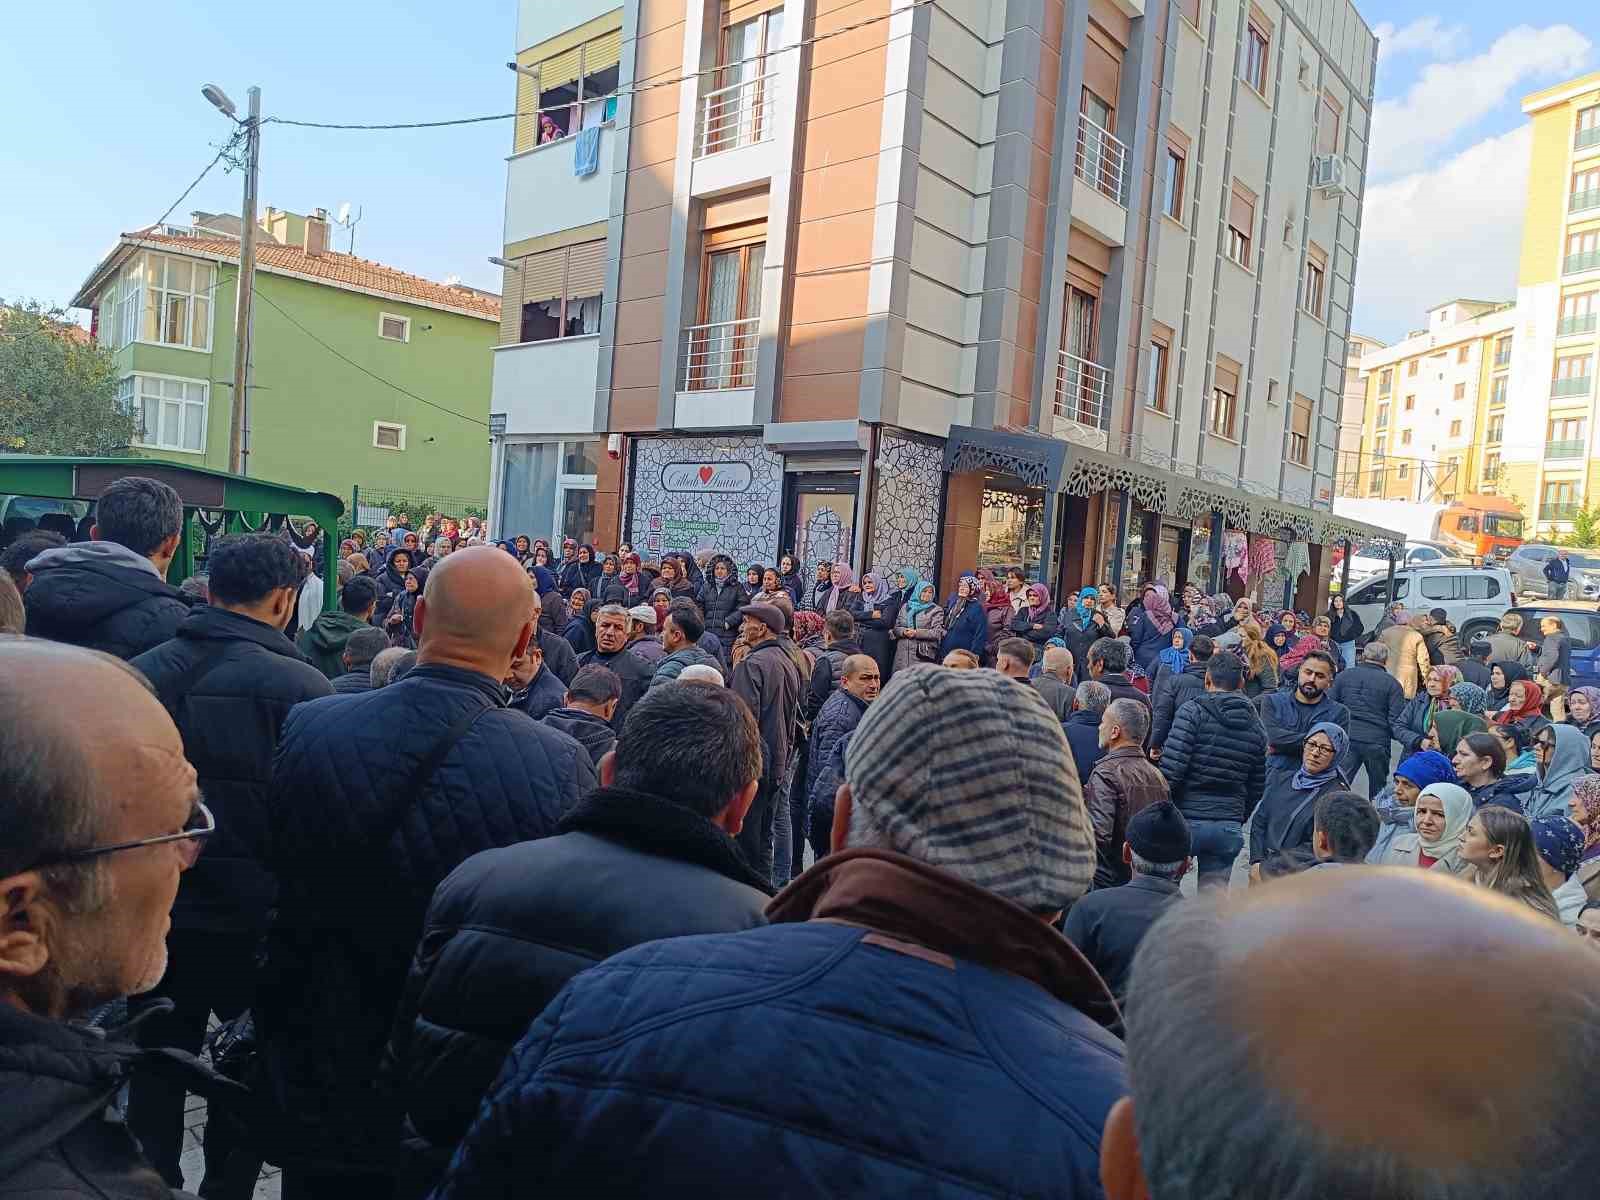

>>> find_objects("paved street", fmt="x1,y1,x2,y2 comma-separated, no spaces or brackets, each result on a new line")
179,1092,281,1200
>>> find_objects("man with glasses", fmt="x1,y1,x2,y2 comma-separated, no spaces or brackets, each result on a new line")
128,533,334,1199
0,639,217,1197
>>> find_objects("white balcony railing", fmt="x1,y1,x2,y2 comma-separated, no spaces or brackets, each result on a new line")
681,317,760,391
696,73,777,158
1054,351,1110,428
1074,116,1129,206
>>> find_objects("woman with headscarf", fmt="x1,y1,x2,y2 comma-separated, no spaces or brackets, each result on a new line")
1409,782,1475,874
1448,681,1487,716
892,577,946,673
1366,749,1457,864
748,566,787,607
571,544,603,593
1250,722,1348,876
562,587,595,655
1129,584,1177,673
1458,805,1561,919
656,556,697,600
1278,614,1334,676
1155,624,1193,682
1492,677,1545,730
1562,685,1600,737
1525,723,1590,820
1425,707,1486,757
616,553,644,601
346,552,371,578
940,575,989,660
1398,665,1463,755
855,569,902,679
791,609,826,653
1565,775,1600,905
824,562,863,616
1069,586,1099,631
1530,813,1589,925
1008,582,1058,648
1485,661,1530,714
776,553,805,607
1452,729,1537,811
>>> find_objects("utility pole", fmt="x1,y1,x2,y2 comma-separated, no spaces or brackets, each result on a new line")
229,86,261,476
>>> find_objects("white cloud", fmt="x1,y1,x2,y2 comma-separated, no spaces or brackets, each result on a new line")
1373,17,1468,63
1369,24,1590,177
1353,125,1531,342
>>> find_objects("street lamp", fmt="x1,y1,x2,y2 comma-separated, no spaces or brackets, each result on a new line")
487,256,520,269
201,83,238,119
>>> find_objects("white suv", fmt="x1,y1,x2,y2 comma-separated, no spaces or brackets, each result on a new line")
1344,565,1514,645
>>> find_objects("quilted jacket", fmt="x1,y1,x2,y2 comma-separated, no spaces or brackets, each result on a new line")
250,663,596,1167
23,542,189,660
1329,660,1406,748
806,687,867,818
1158,690,1268,824
430,849,1126,1200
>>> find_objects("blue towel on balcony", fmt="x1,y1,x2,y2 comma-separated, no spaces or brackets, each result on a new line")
574,126,601,178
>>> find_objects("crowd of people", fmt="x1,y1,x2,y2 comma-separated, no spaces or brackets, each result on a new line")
2,475,1599,1200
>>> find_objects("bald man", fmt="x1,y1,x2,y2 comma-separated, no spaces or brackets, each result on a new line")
0,640,222,1198
253,547,597,1196
1102,869,1600,1199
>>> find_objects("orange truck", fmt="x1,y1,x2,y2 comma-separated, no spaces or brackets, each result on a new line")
1431,494,1525,562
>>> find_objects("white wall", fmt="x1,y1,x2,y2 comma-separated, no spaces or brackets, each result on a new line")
492,336,601,434
503,126,614,245
518,0,618,51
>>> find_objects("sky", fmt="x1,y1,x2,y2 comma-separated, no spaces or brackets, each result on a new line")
1,1,1597,348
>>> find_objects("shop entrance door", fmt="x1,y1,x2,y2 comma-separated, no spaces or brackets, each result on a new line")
783,473,857,599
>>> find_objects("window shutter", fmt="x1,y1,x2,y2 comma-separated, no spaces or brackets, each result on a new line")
1083,32,1121,110
1228,186,1255,236
513,65,539,154
1292,395,1313,437
499,258,526,345
521,248,567,304
1214,357,1241,395
564,240,606,296
539,47,582,89
1307,242,1328,271
584,29,623,75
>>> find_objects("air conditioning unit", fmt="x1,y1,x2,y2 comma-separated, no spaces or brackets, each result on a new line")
1312,154,1348,194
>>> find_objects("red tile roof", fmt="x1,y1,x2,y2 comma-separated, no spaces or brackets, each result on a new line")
122,230,501,320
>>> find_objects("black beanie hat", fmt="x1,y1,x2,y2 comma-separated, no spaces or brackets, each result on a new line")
1127,800,1192,864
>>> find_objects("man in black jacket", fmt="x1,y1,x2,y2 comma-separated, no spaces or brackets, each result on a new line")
731,602,803,882
0,639,229,1200
806,609,862,719
579,603,652,730
23,475,190,659
332,626,389,693
805,654,879,860
1151,634,1213,754
384,680,769,1191
541,664,621,765
127,534,333,1197
1258,651,1349,796
1420,609,1463,666
529,587,578,685
1087,637,1150,715
1329,641,1405,797
1157,653,1266,889
1066,680,1111,784
253,547,596,1199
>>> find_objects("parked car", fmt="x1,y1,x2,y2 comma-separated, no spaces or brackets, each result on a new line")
1344,564,1514,647
1508,601,1600,687
1347,540,1470,580
1505,544,1600,600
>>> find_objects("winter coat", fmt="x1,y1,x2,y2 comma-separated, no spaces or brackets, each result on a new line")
509,662,568,722
1008,605,1060,647
1327,607,1364,644
1424,627,1462,666
855,593,902,679
1244,655,1280,698
1395,693,1437,756
1257,689,1350,795
1537,632,1572,687
331,669,373,694
1544,555,1572,586
577,646,653,730
938,598,989,658
1329,660,1406,748
1467,773,1537,811
1487,632,1534,669
129,606,332,934
0,1002,230,1200
297,610,372,679
698,564,748,636
649,643,722,688
536,624,579,686
1129,615,1172,673
539,706,617,765
251,664,597,1167
382,785,770,1186
732,639,804,786
1378,625,1432,699
1063,874,1182,1005
1064,708,1107,784
891,604,946,673
556,558,587,596
1159,690,1267,824
807,688,868,819
1031,673,1075,723
1151,660,1209,749
805,638,863,722
560,613,594,657
427,850,1125,1200
22,541,189,660
1251,773,1347,864
626,636,666,665
1085,746,1170,889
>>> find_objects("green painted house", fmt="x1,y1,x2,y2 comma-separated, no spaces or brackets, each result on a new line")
70,208,496,501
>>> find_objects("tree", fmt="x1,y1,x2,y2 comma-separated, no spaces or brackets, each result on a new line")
1558,506,1600,549
0,299,136,455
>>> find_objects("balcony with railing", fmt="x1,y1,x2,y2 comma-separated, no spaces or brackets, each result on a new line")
1565,250,1600,275
675,316,761,427
1553,374,1594,398
1572,188,1600,214
1558,314,1598,337
696,74,776,159
1494,347,1512,368
1546,439,1586,459
1542,504,1580,522
1052,351,1110,449
1580,125,1600,152
1069,117,1130,248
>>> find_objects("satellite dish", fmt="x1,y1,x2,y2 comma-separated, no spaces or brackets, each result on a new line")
337,202,352,225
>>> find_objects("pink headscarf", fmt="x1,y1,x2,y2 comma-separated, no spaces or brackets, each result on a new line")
1026,583,1052,620
1144,584,1176,635
826,562,856,612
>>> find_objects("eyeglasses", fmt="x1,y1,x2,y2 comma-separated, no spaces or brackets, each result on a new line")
1536,738,1556,752
28,802,214,871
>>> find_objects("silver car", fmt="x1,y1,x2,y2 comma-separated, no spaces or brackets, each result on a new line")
1506,544,1600,599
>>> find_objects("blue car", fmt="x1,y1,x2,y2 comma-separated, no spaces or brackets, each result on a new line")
1509,602,1600,688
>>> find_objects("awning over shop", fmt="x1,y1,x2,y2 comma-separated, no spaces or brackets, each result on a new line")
943,425,1404,551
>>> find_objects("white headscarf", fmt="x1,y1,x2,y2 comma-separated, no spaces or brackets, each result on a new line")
1417,782,1473,873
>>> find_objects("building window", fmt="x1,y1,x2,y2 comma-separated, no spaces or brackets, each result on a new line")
1573,165,1600,212
1487,414,1504,443
1267,378,1280,407
1226,183,1255,269
685,236,766,390
1490,377,1507,406
1579,104,1600,150
1494,336,1512,367
1453,382,1466,401
516,29,622,149
1302,246,1326,319
1145,333,1171,412
1398,462,1410,479
1449,419,1462,437
378,313,410,342
1316,91,1342,157
127,374,207,453
1379,367,1392,394
1407,359,1418,377
1542,479,1579,517
1559,290,1598,336
1288,394,1313,465
1401,430,1413,446
1456,345,1470,364
1567,229,1600,273
1163,145,1186,220
1404,394,1415,411
1376,403,1389,428
1375,436,1387,456
505,241,605,345
1483,452,1501,480
119,253,214,351
702,7,786,154
1243,13,1271,95
1555,353,1593,390
373,421,407,451
497,439,600,545
1210,358,1240,439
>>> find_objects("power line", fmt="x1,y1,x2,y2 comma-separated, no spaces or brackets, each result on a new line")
249,284,488,427
151,129,247,230
263,0,934,132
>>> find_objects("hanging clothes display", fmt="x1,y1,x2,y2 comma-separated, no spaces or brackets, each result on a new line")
1283,540,1312,581
1223,530,1250,584
1248,534,1279,581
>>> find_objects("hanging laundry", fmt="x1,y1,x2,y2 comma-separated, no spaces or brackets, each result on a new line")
1283,539,1312,581
1223,530,1250,584
573,125,602,178
1248,534,1279,581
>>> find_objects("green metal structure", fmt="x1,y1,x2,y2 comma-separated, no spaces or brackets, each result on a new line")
0,456,344,611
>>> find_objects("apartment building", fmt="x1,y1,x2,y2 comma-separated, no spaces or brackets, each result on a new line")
1495,71,1600,535
1349,301,1515,503
1333,329,1380,493
488,0,1393,606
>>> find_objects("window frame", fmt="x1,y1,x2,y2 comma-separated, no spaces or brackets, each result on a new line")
125,253,215,353
378,312,411,343
1162,145,1187,222
373,421,408,451
1301,252,1326,319
1145,331,1172,413
126,372,209,455
1449,419,1462,438
527,33,623,147
512,242,605,344
1243,15,1271,96
1288,394,1313,465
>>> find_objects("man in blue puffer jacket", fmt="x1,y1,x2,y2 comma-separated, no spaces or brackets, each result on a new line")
431,665,1125,1200
251,548,596,1198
